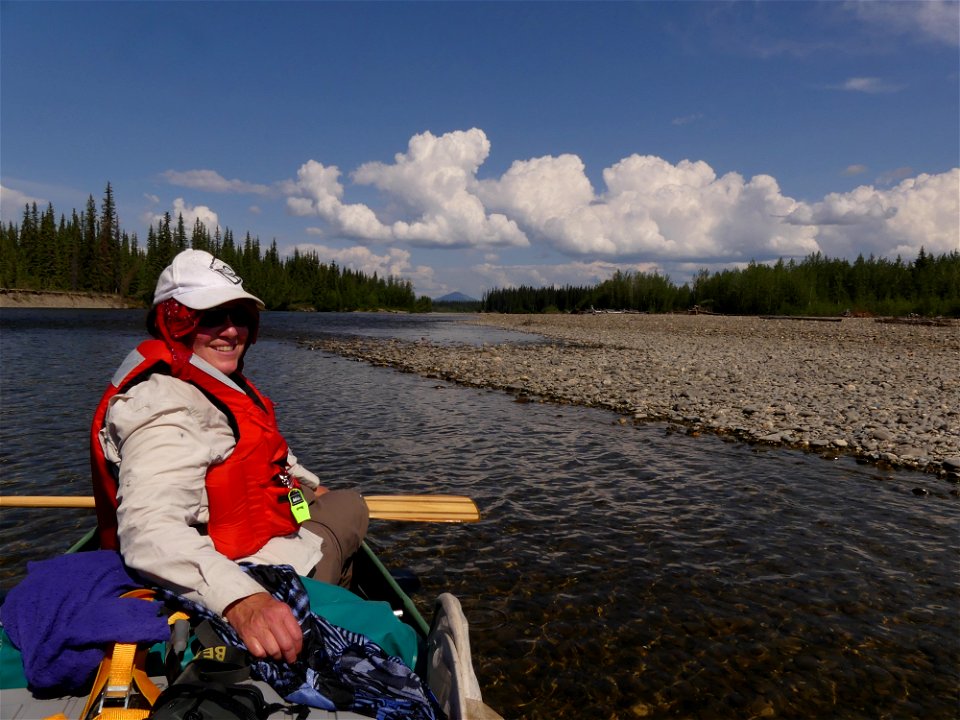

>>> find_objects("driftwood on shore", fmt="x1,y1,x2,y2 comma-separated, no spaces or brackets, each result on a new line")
759,315,843,322
875,316,959,327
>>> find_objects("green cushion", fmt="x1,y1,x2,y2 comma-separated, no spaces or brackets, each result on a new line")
0,628,28,689
300,576,419,669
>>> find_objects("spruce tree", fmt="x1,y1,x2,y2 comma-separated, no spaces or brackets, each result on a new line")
0,220,19,287
174,213,188,252
38,203,58,288
79,195,98,291
95,183,119,292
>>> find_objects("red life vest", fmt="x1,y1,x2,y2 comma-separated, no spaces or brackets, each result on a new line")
90,339,300,559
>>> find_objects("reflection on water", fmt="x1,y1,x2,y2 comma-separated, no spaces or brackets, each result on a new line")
2,309,957,719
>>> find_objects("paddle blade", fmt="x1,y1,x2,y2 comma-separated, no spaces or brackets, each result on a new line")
364,495,480,523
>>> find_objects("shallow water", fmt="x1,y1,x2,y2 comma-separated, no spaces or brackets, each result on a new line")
1,309,957,719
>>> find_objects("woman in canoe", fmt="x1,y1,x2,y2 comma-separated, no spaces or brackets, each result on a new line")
90,248,369,665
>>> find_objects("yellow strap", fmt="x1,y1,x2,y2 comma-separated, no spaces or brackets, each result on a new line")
76,588,187,720
95,710,150,720
131,647,161,706
104,643,136,703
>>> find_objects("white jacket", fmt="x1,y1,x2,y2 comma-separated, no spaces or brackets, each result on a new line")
99,370,325,616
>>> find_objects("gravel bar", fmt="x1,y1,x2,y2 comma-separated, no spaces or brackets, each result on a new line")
301,314,960,479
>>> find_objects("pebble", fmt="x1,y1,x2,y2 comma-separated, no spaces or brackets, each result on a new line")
301,314,960,477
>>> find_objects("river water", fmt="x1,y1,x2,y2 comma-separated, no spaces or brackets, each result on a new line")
1,309,957,719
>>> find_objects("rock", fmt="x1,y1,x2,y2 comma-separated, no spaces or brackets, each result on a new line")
942,457,960,471
897,447,927,461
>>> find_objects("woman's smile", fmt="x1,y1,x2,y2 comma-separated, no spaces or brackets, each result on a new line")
192,322,249,374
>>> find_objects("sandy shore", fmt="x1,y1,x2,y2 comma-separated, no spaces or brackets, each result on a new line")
303,313,960,478
0,289,136,309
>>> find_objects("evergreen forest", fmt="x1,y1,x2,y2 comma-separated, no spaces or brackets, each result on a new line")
0,184,431,312
2,183,957,317
483,250,959,317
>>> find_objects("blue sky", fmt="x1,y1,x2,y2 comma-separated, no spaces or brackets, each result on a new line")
2,1,958,300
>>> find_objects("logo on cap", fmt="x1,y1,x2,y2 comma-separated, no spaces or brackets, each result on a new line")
209,258,243,285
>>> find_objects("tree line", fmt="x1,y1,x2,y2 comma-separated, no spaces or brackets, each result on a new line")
0,183,431,312
483,249,960,317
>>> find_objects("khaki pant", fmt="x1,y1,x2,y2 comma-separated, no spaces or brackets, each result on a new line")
300,488,369,587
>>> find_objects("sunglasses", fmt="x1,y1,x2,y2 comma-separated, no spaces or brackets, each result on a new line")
197,305,257,329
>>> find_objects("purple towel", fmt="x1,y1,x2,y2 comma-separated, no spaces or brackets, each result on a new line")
0,550,171,692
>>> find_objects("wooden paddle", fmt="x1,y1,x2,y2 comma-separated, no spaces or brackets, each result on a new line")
0,494,481,523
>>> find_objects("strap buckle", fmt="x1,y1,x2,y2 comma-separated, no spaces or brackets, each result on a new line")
97,682,134,713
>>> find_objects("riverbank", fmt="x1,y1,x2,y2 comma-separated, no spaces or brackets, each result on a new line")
0,289,138,309
302,313,960,479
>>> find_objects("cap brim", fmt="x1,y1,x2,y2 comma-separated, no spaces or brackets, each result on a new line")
175,286,265,310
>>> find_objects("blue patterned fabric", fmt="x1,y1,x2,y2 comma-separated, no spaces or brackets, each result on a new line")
156,564,444,720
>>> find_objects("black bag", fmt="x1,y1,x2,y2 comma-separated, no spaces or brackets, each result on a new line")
148,681,275,720
149,620,307,720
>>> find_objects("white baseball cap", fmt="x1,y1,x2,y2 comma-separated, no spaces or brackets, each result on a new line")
152,249,264,309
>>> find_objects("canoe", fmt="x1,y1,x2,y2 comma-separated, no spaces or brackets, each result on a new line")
0,528,502,720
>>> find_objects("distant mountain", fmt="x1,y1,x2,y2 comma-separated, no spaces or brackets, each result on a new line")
435,291,478,303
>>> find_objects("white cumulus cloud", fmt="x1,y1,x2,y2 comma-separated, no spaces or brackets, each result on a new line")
480,153,820,261
785,169,959,258
146,198,220,232
285,129,528,249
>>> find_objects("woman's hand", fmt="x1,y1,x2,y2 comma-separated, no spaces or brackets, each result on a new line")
223,592,303,663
